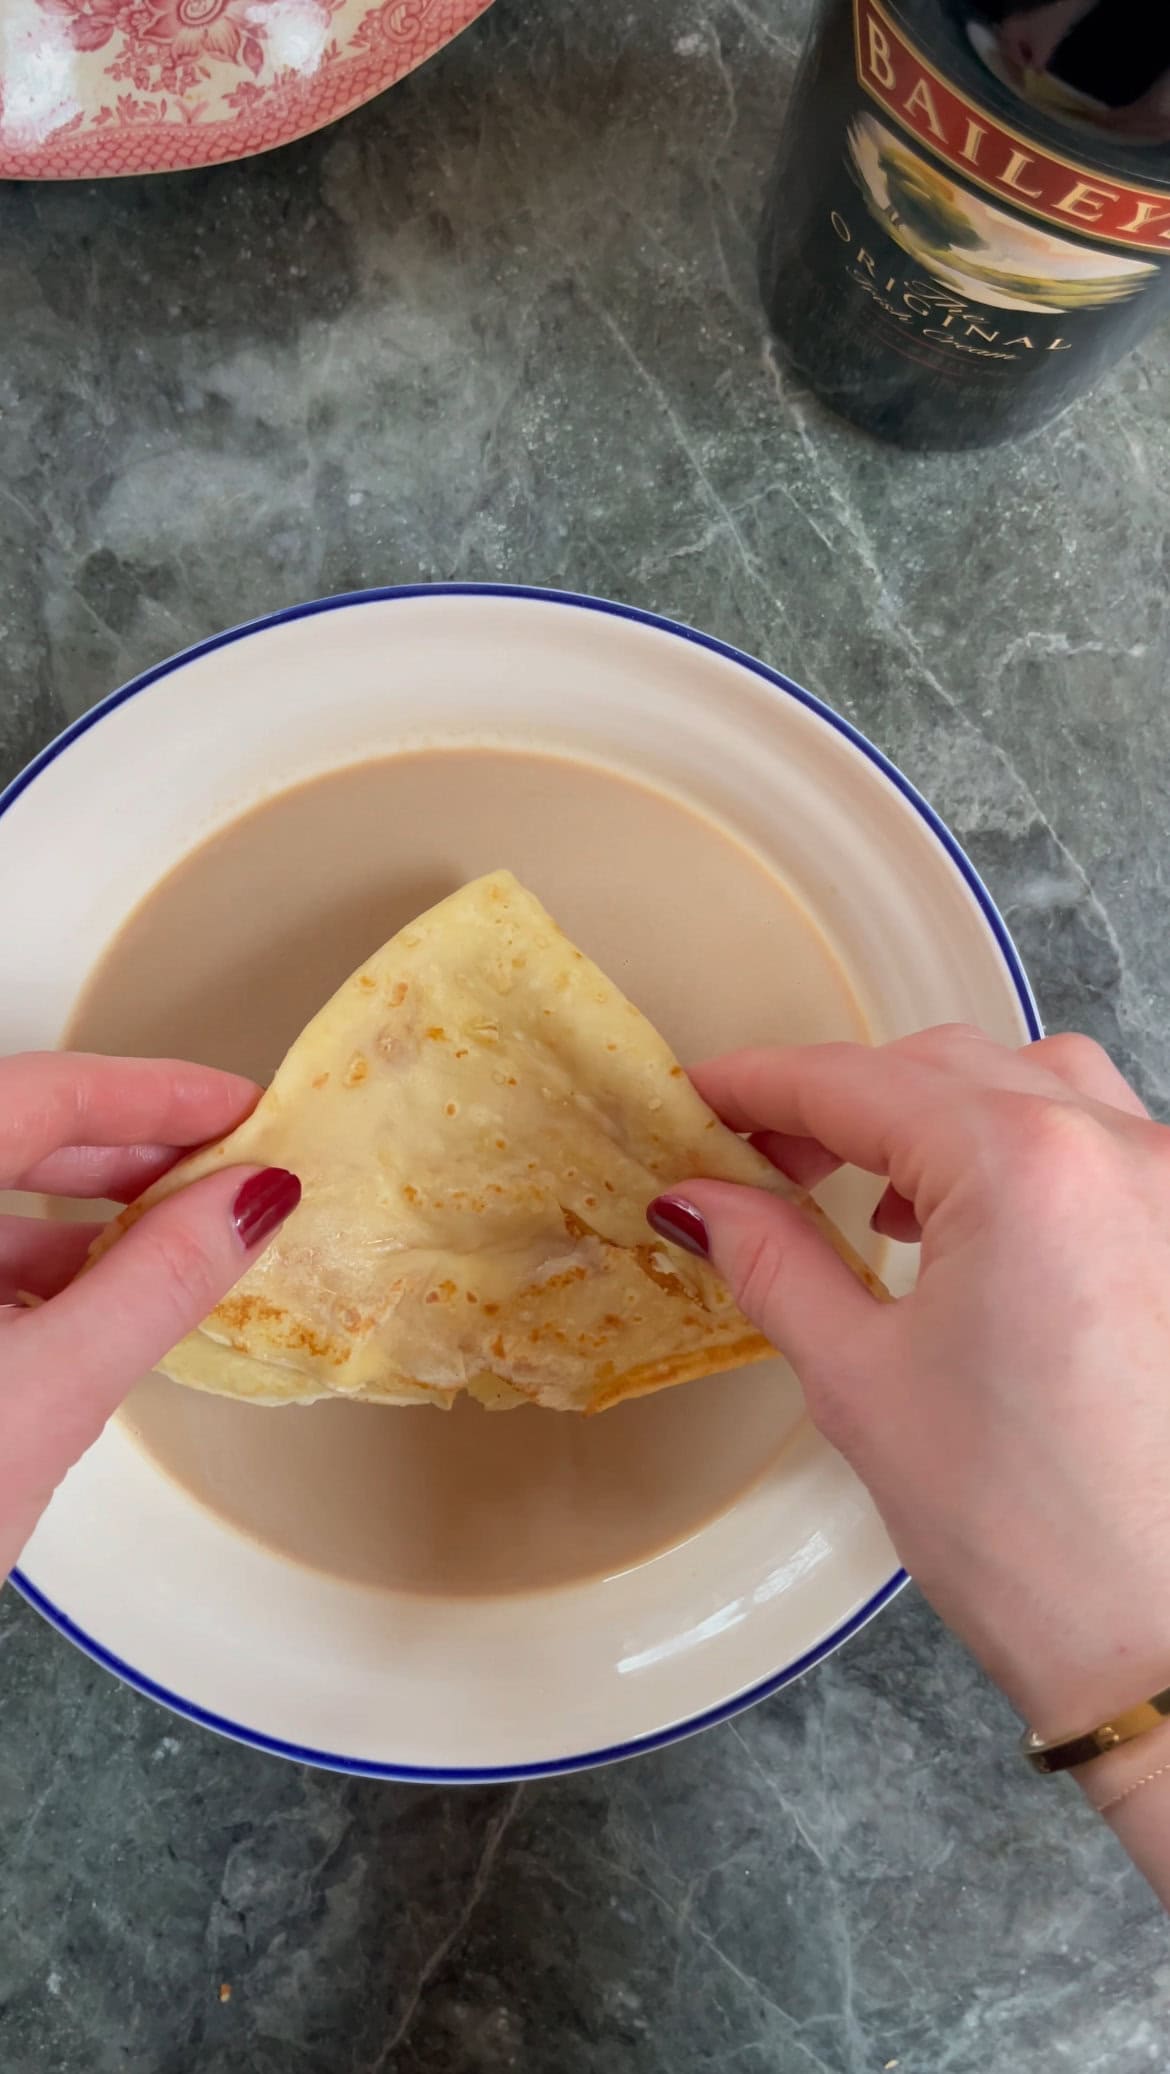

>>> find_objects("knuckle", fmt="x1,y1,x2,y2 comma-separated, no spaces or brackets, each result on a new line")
1139,1117,1170,1172
1033,1031,1109,1083
146,1219,223,1325
892,1022,987,1065
733,1228,789,1333
996,1091,1112,1196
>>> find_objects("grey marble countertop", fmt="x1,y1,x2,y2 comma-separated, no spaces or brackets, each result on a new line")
2,0,1169,2066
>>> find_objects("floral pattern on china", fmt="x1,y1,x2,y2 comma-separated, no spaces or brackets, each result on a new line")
0,0,491,177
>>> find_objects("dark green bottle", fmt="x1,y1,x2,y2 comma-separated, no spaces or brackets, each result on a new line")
760,1,1170,448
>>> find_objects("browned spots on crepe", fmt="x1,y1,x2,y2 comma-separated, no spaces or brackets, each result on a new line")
534,1265,588,1294
214,1291,343,1365
588,1332,773,1413
634,1243,689,1295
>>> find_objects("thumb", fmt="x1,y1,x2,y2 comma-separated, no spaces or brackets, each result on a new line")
648,1180,885,1414
16,1164,300,1452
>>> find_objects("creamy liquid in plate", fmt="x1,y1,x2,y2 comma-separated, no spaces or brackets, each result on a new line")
65,747,874,1597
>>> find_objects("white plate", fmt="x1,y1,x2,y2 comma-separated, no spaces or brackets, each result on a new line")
1,586,1038,1780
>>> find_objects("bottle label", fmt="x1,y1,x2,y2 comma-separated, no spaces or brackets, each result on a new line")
831,0,1170,357
856,0,1170,254
762,0,1170,434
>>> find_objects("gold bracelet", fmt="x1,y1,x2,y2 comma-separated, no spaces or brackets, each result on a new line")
1097,1762,1170,1816
1022,1684,1170,1774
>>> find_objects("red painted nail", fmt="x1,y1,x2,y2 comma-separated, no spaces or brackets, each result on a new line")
233,1167,301,1251
646,1195,710,1259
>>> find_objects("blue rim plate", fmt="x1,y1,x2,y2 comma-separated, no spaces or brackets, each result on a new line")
5,583,1041,1781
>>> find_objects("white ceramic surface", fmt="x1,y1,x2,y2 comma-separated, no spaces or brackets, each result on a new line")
1,586,1038,1779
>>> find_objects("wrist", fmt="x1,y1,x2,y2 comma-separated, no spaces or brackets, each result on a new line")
1071,1713,1170,1818
1066,1716,1170,1909
1001,1635,1170,1750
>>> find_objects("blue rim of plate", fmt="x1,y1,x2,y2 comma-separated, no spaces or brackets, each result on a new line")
5,582,1041,1783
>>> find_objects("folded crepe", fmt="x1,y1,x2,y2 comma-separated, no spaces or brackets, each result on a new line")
90,871,883,1412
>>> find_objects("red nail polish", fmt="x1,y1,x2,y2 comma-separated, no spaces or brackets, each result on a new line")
233,1168,301,1250
646,1195,710,1260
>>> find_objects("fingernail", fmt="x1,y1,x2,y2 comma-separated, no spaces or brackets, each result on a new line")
646,1195,710,1260
233,1167,301,1250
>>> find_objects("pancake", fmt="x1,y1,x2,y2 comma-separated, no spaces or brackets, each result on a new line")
90,872,882,1412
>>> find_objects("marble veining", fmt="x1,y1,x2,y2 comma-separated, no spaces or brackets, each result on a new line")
2,0,1169,2066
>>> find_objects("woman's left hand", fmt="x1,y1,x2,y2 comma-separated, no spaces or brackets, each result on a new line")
0,1053,299,1578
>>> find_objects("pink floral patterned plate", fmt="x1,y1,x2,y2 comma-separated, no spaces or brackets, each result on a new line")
0,0,491,178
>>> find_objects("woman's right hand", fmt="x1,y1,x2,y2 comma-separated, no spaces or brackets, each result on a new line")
648,1026,1170,1889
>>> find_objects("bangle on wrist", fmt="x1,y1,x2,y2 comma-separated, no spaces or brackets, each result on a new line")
1022,1683,1170,1775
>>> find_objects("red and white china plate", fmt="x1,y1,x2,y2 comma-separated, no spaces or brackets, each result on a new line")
0,0,490,179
